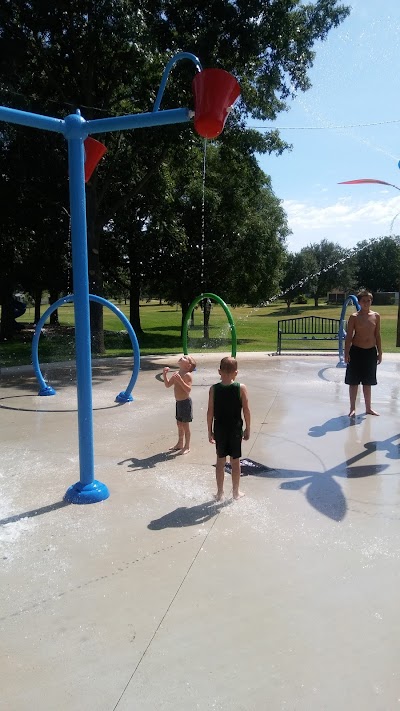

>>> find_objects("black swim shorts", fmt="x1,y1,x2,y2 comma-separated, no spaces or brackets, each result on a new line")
214,423,242,459
176,398,193,423
345,345,378,386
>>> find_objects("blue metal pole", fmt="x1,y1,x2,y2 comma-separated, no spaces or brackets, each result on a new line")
63,113,109,503
86,107,191,136
337,294,360,368
0,105,64,133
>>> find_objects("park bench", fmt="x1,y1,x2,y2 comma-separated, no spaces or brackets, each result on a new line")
276,315,341,354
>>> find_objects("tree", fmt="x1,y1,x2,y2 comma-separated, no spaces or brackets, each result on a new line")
350,235,400,347
280,252,309,311
143,140,289,329
0,1,350,346
353,236,400,293
0,125,70,337
300,239,352,306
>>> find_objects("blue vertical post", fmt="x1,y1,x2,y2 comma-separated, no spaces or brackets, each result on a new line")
337,294,360,368
63,113,109,503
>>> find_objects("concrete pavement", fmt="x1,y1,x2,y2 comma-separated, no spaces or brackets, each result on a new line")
1,352,400,710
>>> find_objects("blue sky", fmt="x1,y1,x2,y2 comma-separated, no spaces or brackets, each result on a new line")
255,0,400,253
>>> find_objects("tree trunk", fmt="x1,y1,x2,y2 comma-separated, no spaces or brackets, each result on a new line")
129,277,143,335
396,299,400,347
34,288,42,324
128,236,144,335
86,183,105,354
49,289,59,324
314,295,319,307
203,300,211,339
0,281,16,341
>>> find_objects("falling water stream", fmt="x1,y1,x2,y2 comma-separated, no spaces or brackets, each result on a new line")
201,139,207,294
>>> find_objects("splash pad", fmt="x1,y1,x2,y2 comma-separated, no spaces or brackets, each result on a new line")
3,353,400,708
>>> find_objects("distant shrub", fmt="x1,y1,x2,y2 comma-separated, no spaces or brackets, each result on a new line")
372,292,397,305
295,294,308,304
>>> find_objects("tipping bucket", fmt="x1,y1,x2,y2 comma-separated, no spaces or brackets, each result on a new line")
84,137,107,182
192,69,240,139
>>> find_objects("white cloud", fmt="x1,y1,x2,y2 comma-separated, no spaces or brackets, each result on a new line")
283,195,400,251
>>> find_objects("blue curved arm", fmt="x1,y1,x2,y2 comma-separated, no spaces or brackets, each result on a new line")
337,294,360,367
153,52,202,112
32,294,140,401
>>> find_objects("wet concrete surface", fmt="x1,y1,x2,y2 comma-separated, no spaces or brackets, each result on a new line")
1,352,400,710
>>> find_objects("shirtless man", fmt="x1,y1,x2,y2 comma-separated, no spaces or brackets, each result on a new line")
163,355,196,454
344,290,382,417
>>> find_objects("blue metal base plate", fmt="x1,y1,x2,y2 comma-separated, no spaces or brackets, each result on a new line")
64,480,110,504
38,386,56,396
115,391,134,403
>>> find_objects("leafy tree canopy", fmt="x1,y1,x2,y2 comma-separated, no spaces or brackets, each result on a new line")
352,236,400,293
0,0,350,341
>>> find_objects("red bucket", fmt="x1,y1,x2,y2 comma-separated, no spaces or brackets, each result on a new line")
192,69,240,139
84,137,107,182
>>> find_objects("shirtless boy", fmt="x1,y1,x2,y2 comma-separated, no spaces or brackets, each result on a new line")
163,355,196,454
344,290,382,417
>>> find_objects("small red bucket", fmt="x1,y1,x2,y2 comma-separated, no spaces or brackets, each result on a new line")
192,68,240,140
84,137,107,182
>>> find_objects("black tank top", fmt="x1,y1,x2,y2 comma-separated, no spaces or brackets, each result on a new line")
213,381,242,428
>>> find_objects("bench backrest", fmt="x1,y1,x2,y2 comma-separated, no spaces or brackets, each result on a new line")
278,316,340,334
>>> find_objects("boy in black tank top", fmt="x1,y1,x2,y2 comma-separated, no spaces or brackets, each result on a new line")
207,356,251,501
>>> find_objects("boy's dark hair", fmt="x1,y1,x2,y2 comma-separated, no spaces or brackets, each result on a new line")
219,356,238,373
357,289,373,301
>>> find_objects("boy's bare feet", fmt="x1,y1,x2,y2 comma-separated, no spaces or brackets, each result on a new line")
179,447,190,455
169,444,183,451
214,491,224,502
233,491,245,500
366,409,379,416
348,410,356,418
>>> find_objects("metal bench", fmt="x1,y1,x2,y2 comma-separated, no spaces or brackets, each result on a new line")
277,316,341,354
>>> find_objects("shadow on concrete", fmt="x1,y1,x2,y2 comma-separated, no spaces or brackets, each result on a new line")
0,359,139,392
118,450,181,471
224,444,397,521
154,370,175,384
256,463,389,522
317,365,342,382
0,500,70,526
308,415,365,436
0,394,124,413
148,499,225,529
352,435,400,461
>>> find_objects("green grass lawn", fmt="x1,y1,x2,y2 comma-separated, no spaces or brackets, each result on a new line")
1,300,399,367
